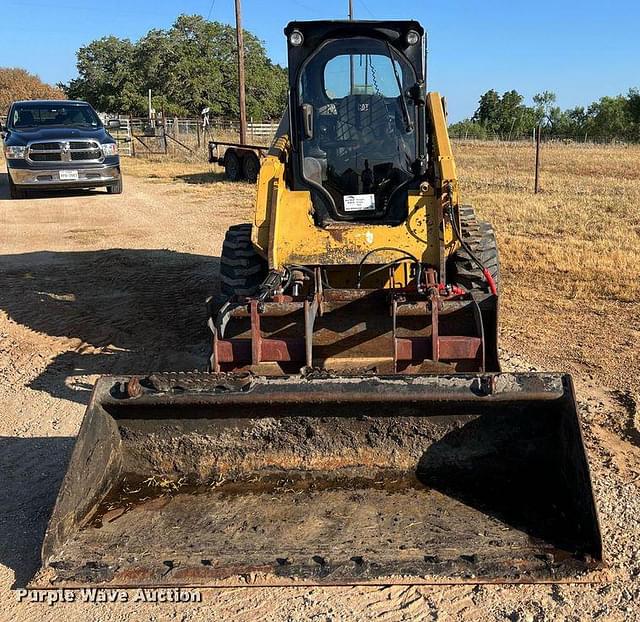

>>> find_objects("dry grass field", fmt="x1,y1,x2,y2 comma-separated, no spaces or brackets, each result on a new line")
1,142,639,621
124,140,640,393
454,141,640,393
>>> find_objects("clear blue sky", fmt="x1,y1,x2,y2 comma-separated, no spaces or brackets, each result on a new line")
2,0,639,121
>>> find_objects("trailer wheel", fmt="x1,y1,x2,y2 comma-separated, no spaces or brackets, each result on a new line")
449,205,500,295
220,223,267,298
243,153,260,183
223,150,242,181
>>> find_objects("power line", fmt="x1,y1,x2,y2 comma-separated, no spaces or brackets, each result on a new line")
206,0,217,20
288,0,323,17
358,0,375,18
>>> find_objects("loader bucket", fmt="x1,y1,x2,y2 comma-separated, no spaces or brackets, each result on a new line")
34,372,603,587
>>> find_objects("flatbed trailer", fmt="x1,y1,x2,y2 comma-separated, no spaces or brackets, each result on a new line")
208,140,269,182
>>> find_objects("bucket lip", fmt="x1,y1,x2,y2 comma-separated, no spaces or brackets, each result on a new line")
93,371,571,407
37,369,604,586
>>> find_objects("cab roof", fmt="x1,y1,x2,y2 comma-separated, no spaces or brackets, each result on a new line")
11,100,91,106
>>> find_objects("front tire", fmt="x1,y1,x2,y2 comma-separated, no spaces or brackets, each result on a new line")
8,173,26,199
106,177,123,194
220,224,267,298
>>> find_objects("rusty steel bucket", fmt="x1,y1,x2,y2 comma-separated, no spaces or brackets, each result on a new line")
33,372,603,587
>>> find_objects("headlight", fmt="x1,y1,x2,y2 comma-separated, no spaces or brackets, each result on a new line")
406,30,420,46
289,30,304,47
101,143,118,157
4,145,27,159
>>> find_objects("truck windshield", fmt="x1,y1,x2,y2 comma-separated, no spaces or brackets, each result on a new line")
10,104,101,129
299,37,417,218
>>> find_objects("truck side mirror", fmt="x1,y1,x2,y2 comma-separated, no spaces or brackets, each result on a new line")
107,119,121,130
300,104,314,140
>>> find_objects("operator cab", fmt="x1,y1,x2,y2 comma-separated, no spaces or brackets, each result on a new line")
285,21,427,226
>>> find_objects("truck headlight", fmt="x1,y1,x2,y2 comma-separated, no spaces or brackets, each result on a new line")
4,145,27,159
101,143,118,157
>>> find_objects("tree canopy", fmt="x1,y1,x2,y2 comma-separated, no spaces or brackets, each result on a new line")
0,68,64,112
450,88,640,142
65,14,287,119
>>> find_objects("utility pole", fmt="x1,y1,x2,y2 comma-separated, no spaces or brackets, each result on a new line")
234,0,247,144
348,0,354,94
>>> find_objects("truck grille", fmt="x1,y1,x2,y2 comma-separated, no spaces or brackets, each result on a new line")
28,140,103,163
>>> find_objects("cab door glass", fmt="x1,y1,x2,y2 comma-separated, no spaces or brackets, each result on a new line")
299,38,416,220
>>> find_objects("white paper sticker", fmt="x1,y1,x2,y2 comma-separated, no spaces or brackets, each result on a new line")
59,170,79,180
343,194,376,212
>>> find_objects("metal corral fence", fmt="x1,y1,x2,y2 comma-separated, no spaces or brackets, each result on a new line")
162,117,279,144
108,117,133,156
104,116,279,157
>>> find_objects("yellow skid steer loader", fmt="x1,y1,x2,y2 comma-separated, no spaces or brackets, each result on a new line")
35,20,601,587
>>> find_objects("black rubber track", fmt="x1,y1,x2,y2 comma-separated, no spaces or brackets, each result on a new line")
220,223,267,298
449,205,500,294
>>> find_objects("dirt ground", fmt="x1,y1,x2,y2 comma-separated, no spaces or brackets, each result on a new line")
0,144,639,621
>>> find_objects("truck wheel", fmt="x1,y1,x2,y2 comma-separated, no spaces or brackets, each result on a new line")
220,223,267,298
106,177,123,194
224,151,242,182
8,174,26,199
242,153,260,183
449,205,500,295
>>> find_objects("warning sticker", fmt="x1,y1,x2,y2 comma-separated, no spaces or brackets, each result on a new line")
343,194,376,212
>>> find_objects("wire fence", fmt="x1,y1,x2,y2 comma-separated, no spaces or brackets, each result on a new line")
129,116,279,143
448,128,637,146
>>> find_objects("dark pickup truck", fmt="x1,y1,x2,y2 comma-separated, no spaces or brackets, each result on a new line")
1,100,122,199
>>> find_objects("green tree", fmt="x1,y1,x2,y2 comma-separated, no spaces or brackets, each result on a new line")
625,88,640,141
66,36,141,113
533,91,556,122
472,89,535,138
586,95,631,140
455,87,640,142
500,90,533,138
64,14,287,119
472,89,501,134
448,118,488,139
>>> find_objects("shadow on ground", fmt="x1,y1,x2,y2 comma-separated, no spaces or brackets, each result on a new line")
0,249,219,404
175,171,227,185
0,436,74,587
0,249,220,587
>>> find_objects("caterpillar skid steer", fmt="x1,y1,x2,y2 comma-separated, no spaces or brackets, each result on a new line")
36,20,602,588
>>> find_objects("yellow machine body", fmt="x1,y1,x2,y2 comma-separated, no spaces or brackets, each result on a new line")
252,93,458,287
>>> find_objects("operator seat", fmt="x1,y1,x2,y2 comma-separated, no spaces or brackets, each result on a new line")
334,94,394,144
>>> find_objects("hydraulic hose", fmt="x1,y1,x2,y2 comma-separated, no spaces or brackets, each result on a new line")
445,183,498,296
